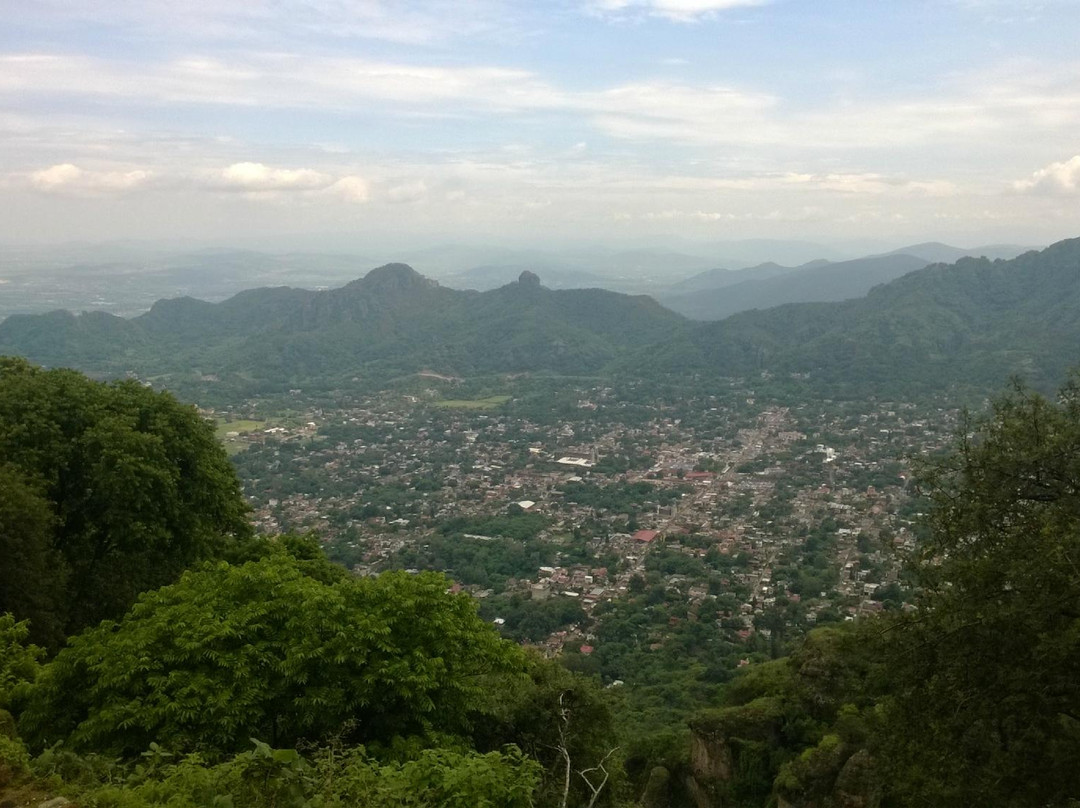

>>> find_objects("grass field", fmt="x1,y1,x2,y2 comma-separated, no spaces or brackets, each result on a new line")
214,419,268,438
432,395,511,410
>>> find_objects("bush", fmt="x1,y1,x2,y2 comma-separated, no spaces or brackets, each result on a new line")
19,558,522,757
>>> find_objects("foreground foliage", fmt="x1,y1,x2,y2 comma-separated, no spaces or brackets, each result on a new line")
0,358,252,646
3,737,541,808
878,379,1080,806
18,555,522,758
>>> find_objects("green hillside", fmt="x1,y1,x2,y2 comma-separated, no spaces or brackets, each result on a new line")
0,266,686,387
659,254,930,321
3,239,1080,396
646,238,1080,392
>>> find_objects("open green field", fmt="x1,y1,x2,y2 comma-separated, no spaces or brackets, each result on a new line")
214,419,271,454
432,395,511,410
214,419,268,438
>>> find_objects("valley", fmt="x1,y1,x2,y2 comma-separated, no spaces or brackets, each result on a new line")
204,374,955,735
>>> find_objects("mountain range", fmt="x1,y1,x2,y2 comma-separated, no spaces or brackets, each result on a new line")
0,266,681,385
658,254,931,320
0,238,1076,394
640,239,1080,391
656,243,1031,320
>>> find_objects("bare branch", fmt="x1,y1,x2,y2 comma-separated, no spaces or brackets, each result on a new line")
579,747,620,808
557,691,571,808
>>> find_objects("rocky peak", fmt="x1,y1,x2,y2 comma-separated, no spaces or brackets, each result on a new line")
358,264,435,295
518,270,541,287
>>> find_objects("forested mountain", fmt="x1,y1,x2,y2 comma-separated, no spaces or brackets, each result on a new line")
659,254,930,320
874,241,1031,264
1,239,1078,395
0,265,684,385
647,238,1080,391
663,260,819,296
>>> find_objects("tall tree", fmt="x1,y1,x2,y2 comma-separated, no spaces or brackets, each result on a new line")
881,378,1080,806
0,358,252,644
0,467,65,649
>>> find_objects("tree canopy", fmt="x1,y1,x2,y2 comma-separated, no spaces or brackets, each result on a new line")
0,358,252,645
18,555,523,758
878,379,1080,806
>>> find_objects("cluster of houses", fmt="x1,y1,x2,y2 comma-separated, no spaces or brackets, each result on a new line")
214,384,958,654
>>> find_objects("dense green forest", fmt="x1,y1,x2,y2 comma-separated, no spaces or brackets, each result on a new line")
0,358,252,648
2,365,1079,806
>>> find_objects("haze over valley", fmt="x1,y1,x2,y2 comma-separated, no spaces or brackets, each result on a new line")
0,238,1036,322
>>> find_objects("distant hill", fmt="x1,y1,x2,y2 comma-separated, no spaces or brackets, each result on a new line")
660,243,1036,312
641,240,1077,391
397,244,718,286
0,266,685,386
695,238,850,266
440,264,607,292
664,260,822,296
876,242,1033,264
659,254,930,320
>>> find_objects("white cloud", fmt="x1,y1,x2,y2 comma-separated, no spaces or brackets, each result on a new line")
3,43,1079,245
780,172,959,197
18,159,374,204
0,53,560,113
328,176,371,203
30,163,81,189
590,0,768,22
637,205,826,222
386,180,429,204
589,81,778,143
599,170,957,198
214,162,332,192
952,0,1052,23
29,163,151,195
5,52,1079,156
1013,155,1080,194
198,163,372,202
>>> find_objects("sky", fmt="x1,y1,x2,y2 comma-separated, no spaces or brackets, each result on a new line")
2,0,1080,251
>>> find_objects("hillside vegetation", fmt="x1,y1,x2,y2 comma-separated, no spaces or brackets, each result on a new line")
2,240,1079,397
0,266,684,388
641,237,1080,392
0,358,252,648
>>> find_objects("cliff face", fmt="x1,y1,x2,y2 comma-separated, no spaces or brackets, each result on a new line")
689,730,733,782
684,698,879,808
685,698,783,806
686,732,732,808
831,750,879,808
